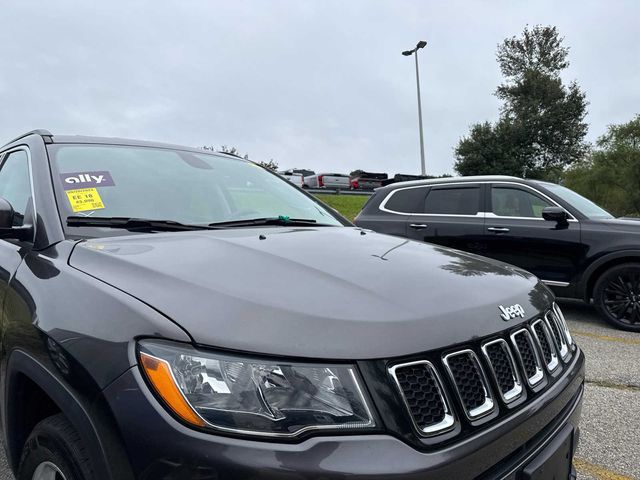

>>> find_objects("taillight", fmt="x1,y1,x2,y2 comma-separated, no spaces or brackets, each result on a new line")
318,175,324,187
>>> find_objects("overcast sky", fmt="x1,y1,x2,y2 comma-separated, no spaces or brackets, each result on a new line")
1,1,638,175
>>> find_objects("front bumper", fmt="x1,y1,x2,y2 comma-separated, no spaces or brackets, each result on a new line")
102,349,584,480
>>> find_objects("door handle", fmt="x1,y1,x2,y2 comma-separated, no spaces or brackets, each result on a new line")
487,227,510,233
410,223,428,230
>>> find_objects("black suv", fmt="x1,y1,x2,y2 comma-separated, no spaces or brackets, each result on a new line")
355,175,640,331
0,133,583,479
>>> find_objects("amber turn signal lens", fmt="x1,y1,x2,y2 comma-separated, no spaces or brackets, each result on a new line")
140,352,206,427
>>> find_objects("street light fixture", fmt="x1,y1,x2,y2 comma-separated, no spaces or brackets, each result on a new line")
402,40,427,176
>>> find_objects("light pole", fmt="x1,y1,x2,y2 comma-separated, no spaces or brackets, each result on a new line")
402,40,427,176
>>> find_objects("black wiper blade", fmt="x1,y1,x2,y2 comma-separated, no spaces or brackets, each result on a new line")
67,216,214,232
208,216,324,228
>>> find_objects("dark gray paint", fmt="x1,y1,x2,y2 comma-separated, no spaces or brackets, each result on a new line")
69,227,552,359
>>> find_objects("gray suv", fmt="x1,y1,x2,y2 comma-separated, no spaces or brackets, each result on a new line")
0,131,583,479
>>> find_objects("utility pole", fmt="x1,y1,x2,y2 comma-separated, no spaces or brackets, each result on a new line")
402,40,427,176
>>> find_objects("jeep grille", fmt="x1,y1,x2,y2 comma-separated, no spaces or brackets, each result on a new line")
511,329,545,386
545,310,570,360
481,339,523,403
531,319,559,372
443,350,494,419
389,360,455,436
388,303,576,441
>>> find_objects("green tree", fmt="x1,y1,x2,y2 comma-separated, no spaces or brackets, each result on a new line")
455,25,589,179
201,145,279,171
564,115,640,216
454,121,525,176
257,159,279,171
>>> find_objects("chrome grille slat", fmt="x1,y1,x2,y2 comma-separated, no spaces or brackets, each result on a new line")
553,302,575,350
531,319,559,372
481,339,523,403
545,310,570,360
389,360,455,436
443,350,495,419
510,329,544,387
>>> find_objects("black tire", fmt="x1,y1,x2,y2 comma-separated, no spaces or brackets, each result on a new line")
594,263,640,332
18,414,94,480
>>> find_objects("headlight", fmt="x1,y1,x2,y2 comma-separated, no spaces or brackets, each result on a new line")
138,340,376,437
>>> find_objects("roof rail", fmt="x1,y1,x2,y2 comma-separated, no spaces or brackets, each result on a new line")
2,129,53,148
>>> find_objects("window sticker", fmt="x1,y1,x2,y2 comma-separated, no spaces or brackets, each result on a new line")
66,188,105,212
60,171,115,190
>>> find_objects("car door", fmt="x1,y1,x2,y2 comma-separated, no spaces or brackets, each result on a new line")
483,183,582,285
0,149,35,341
404,183,486,254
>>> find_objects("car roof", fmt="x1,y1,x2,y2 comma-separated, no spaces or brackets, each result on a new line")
378,175,529,192
50,134,218,155
1,130,238,158
1,129,54,148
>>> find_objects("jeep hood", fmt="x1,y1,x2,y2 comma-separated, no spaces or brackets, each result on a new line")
69,227,552,359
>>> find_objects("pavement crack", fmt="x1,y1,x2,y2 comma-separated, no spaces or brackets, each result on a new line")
586,379,640,392
572,330,640,346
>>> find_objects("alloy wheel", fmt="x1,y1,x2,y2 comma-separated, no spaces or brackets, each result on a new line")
32,462,67,480
602,272,640,325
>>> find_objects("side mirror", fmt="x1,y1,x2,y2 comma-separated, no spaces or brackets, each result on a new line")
0,198,15,228
542,206,569,224
0,197,33,241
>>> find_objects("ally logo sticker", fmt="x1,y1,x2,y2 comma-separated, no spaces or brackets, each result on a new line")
60,171,115,190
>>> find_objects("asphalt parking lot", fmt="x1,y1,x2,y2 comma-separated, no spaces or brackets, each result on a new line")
560,300,640,480
0,300,637,480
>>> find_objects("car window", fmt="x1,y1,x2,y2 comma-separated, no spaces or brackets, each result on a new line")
537,182,613,220
384,187,427,213
423,186,480,215
47,144,342,227
0,150,32,226
491,186,552,218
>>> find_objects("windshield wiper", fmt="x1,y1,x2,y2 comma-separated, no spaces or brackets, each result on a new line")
68,215,332,231
208,216,328,228
67,216,215,232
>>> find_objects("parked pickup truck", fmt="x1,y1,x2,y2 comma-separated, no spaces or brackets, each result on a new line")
304,173,351,189
381,173,433,186
278,171,305,188
282,168,315,178
350,172,388,190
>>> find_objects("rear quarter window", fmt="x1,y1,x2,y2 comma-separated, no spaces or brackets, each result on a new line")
382,187,427,213
424,186,480,215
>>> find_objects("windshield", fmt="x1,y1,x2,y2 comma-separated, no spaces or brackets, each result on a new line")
48,144,344,231
539,182,614,220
